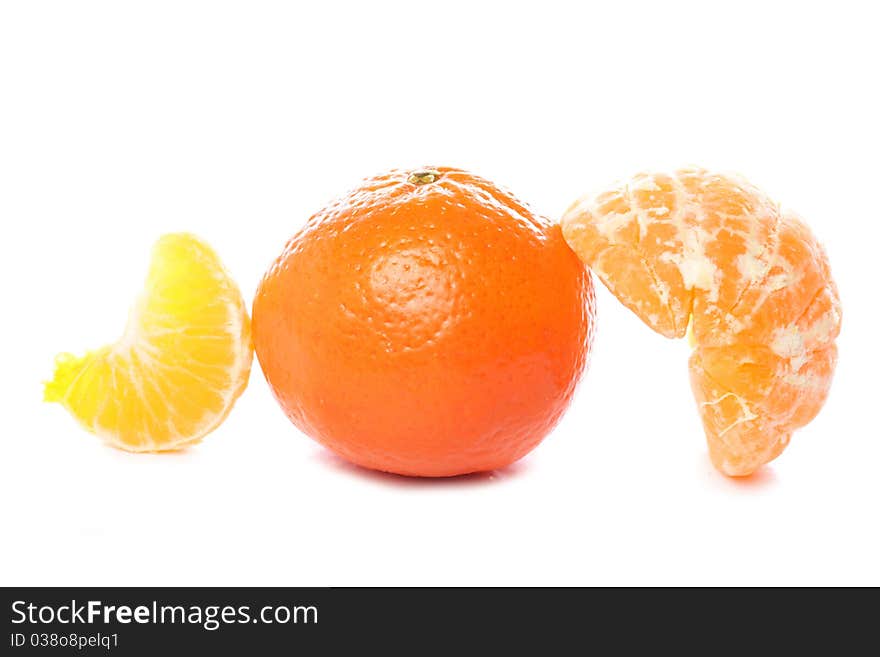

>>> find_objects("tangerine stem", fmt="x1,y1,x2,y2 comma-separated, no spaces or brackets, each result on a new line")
407,169,441,185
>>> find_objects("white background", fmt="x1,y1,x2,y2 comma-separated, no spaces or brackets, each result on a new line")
1,1,878,586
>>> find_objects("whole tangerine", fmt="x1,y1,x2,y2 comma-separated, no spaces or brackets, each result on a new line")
253,167,595,476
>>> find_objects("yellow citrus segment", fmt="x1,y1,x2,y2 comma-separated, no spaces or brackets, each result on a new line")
562,168,841,476
44,233,253,451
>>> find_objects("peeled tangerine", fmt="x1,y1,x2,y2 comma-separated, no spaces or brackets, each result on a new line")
562,168,841,476
44,233,252,451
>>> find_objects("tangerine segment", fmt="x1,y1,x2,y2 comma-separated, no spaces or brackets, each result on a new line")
44,233,253,451
253,167,595,477
561,168,840,476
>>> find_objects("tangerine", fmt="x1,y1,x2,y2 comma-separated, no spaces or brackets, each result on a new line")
253,167,595,476
45,233,253,451
561,168,841,476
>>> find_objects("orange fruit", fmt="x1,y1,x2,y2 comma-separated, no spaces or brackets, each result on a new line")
253,167,595,476
44,233,253,451
562,168,841,476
